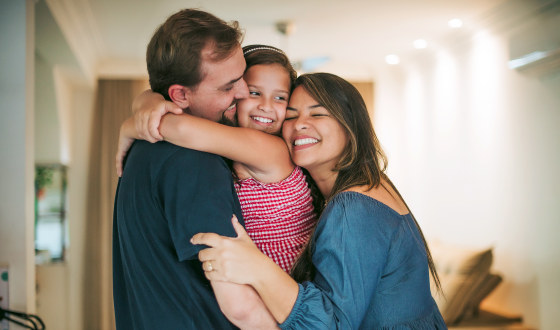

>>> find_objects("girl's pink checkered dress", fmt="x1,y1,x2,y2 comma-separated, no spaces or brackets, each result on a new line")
234,166,317,273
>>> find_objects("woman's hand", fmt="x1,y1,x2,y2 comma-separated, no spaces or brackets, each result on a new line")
132,89,183,143
191,215,274,286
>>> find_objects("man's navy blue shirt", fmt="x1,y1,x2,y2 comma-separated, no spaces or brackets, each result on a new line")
113,141,243,329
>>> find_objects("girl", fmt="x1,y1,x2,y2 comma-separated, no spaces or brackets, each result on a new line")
192,73,447,329
116,45,318,273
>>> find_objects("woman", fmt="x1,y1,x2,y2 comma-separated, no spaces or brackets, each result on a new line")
192,73,447,329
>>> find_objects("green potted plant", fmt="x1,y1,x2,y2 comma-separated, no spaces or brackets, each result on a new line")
35,166,54,200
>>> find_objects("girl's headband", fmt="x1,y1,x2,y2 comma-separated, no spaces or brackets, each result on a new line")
243,46,285,56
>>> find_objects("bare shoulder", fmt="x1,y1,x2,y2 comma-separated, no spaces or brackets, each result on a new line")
343,182,409,216
236,161,296,184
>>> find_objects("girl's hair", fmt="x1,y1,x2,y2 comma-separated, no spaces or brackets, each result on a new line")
225,45,297,173
242,44,297,89
290,73,442,294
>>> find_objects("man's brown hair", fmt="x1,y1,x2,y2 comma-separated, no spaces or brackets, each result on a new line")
146,9,243,100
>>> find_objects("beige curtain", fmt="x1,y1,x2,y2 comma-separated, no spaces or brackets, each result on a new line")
83,79,148,330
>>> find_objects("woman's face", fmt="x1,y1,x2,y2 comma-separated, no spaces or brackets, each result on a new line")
236,64,290,135
282,86,349,173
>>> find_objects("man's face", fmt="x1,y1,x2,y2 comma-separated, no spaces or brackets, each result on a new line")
186,45,248,125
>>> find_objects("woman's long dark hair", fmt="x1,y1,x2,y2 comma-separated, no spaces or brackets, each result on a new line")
290,73,442,294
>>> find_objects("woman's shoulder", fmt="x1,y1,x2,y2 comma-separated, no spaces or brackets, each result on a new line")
327,190,402,217
322,189,411,233
342,184,409,216
316,191,405,247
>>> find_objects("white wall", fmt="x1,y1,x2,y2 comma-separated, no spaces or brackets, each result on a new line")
36,263,68,328
374,5,560,329
34,77,94,330
35,53,63,163
32,2,95,329
66,83,95,330
0,0,36,320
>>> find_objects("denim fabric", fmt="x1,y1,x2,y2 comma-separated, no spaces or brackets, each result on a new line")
280,192,447,329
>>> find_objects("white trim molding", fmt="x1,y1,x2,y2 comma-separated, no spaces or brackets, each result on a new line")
45,0,105,84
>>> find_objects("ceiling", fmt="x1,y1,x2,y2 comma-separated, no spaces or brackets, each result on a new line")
44,0,508,82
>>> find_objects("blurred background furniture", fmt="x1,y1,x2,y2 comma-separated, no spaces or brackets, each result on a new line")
430,241,532,329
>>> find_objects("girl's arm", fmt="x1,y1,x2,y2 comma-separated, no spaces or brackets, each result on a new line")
116,90,183,176
115,112,294,182
131,89,183,142
159,113,293,183
115,117,143,177
117,91,293,181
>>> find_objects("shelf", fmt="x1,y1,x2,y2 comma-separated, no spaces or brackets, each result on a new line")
449,310,535,330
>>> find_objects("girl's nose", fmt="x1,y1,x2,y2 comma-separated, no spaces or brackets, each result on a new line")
258,98,273,112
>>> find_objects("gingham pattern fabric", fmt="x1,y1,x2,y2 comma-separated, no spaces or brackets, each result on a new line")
235,166,317,273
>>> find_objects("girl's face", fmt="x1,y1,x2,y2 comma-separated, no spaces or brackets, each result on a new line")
236,64,291,135
282,86,349,173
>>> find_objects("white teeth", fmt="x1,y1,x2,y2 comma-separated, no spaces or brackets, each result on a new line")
294,138,318,146
226,104,236,110
252,116,272,123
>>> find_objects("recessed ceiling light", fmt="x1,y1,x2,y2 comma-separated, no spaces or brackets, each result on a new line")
385,54,400,65
448,18,463,28
413,39,428,49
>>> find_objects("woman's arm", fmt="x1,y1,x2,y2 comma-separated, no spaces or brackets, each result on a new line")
211,281,279,329
159,113,293,183
193,195,390,328
192,216,299,323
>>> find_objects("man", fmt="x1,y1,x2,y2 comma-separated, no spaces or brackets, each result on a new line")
113,9,276,329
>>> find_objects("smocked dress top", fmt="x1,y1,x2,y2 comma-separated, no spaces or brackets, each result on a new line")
234,166,317,272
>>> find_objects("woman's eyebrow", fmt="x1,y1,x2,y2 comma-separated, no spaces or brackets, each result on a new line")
287,104,321,111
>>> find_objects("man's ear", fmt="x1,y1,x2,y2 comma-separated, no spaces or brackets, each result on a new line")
168,84,190,108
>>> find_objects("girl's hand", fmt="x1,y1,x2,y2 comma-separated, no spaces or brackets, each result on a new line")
132,90,183,143
115,125,135,177
191,215,273,286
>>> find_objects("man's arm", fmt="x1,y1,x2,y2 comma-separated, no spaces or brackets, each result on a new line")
160,150,276,327
212,281,278,330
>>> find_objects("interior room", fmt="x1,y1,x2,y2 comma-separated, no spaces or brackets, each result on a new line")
1,0,559,329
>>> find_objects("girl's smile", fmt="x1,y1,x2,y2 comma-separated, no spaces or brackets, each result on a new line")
236,64,291,135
